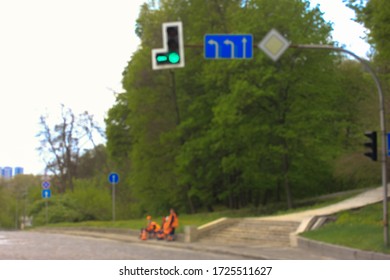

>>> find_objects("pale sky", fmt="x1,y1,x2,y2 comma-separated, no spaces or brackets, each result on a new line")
0,0,370,175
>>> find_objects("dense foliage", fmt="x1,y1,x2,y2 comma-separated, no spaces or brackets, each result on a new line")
346,0,390,65
105,0,381,216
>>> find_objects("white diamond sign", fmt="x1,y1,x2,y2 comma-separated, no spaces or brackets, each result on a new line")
258,29,291,61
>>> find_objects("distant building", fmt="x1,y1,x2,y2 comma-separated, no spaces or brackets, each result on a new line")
0,166,24,179
14,167,24,176
1,166,13,179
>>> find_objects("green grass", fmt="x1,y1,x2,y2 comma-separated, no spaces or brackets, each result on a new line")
40,194,351,233
301,202,390,254
37,190,363,233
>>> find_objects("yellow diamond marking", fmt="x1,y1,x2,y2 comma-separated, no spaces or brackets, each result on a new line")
264,35,285,55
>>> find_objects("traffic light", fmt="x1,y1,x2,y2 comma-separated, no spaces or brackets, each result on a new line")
364,131,377,161
152,21,185,70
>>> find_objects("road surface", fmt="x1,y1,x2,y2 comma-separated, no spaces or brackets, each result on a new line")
0,230,248,260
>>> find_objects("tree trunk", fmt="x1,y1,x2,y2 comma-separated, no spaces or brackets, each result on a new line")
283,150,293,209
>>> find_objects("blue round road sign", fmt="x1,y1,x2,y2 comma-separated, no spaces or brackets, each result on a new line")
108,172,119,184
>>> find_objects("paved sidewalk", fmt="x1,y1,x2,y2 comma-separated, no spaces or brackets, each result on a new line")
39,186,390,260
259,185,389,222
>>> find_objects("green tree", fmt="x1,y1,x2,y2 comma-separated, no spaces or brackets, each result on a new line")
0,181,15,228
105,92,132,166
0,175,41,229
346,0,390,180
346,0,390,65
106,0,371,214
175,0,342,210
77,144,110,179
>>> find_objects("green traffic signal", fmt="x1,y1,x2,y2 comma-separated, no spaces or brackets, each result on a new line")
151,22,184,70
168,52,180,64
156,52,180,65
156,55,168,63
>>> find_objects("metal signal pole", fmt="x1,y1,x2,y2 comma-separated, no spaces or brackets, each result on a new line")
290,44,389,247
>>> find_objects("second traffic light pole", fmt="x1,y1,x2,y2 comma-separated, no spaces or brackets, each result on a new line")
290,44,389,247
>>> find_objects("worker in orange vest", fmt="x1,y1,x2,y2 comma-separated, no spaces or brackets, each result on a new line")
162,216,172,239
145,215,161,239
156,216,167,240
166,208,179,241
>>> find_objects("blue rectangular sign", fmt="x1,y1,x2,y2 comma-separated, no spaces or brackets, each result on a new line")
388,133,390,156
42,189,51,198
204,34,253,59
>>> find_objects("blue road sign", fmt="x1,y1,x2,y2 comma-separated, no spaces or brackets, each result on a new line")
108,172,119,184
204,34,253,59
42,189,51,198
388,133,390,156
42,181,50,189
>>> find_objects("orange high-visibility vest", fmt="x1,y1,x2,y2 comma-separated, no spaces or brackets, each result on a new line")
152,222,161,232
163,220,172,235
147,221,160,232
169,212,179,228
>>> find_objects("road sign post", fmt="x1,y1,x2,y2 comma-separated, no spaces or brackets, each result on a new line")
108,173,119,221
204,34,253,59
41,181,51,224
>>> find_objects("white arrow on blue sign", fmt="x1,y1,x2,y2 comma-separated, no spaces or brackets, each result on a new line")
42,189,51,198
108,172,119,184
204,34,253,59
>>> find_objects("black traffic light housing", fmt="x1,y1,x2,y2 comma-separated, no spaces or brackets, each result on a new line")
152,22,185,70
364,131,377,161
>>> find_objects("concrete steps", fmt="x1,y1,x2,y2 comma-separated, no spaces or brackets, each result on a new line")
199,219,300,247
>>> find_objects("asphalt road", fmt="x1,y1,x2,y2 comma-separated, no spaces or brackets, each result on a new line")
0,231,249,260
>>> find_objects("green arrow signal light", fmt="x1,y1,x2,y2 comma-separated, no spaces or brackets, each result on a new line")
156,55,168,63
